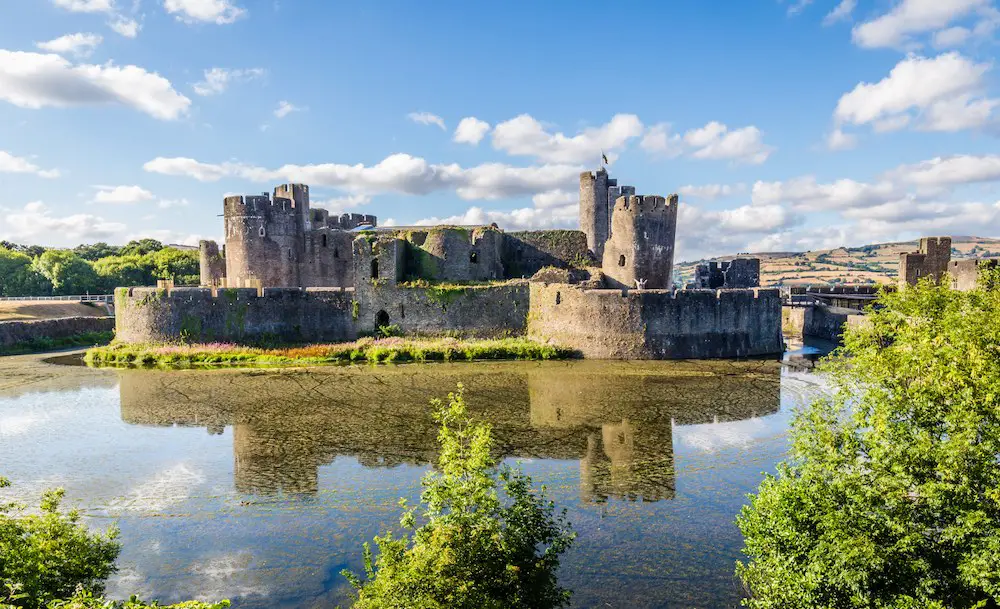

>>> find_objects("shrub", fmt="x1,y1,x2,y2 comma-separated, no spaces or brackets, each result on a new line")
0,478,120,609
737,269,1000,608
342,384,575,609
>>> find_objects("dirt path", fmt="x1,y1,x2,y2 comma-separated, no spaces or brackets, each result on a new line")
0,301,111,321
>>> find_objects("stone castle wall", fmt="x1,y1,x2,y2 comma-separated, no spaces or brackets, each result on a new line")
502,230,593,278
528,283,783,359
899,236,952,288
114,286,358,344
400,227,505,282
0,316,115,350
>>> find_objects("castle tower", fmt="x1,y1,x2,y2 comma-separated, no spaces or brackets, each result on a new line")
223,192,304,287
198,240,226,287
601,194,679,290
580,169,611,259
899,236,952,288
273,183,311,231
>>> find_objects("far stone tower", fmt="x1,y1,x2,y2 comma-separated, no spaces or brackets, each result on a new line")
601,194,679,290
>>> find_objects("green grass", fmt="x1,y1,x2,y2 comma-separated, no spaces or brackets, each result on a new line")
83,336,575,368
0,331,114,356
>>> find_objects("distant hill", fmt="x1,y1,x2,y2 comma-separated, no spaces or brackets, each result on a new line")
675,236,1000,287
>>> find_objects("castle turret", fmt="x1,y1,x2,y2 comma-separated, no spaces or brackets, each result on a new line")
223,192,304,287
601,194,679,290
198,240,226,287
580,169,611,259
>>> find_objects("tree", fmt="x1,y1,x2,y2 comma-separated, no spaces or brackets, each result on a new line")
31,252,98,295
0,249,50,297
72,243,121,262
0,477,120,609
91,256,154,292
342,384,575,609
119,240,163,257
149,249,198,284
737,270,1000,608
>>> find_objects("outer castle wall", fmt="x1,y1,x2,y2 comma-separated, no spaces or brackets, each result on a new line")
114,287,358,344
528,284,783,359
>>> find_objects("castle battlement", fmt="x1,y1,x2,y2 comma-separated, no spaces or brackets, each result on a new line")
612,194,679,215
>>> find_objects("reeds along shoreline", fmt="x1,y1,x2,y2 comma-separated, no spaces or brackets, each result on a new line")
83,336,575,367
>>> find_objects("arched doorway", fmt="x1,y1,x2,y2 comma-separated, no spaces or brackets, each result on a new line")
375,310,390,328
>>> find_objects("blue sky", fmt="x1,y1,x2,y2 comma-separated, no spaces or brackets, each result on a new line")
1,0,1000,261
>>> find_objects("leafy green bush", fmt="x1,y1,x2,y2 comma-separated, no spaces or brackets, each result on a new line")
737,270,1000,608
42,589,229,609
342,384,575,609
0,477,120,609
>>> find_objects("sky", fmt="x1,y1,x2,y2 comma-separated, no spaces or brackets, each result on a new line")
1,0,1000,262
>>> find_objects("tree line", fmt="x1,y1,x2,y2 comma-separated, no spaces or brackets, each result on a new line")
0,239,200,297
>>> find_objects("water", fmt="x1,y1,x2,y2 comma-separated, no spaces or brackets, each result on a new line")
0,343,829,608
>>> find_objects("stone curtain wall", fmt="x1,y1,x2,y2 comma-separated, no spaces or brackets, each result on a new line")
502,231,593,278
355,282,530,337
0,316,115,349
528,284,784,359
115,287,357,344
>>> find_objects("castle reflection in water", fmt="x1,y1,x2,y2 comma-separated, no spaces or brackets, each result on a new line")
117,360,781,502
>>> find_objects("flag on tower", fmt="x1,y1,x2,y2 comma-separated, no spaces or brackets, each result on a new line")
601,151,609,166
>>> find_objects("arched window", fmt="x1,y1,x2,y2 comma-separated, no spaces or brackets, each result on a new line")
334,247,340,259
322,234,328,248
470,251,479,264
375,309,390,328
556,291,561,305
371,259,379,279
258,226,266,238
619,255,626,267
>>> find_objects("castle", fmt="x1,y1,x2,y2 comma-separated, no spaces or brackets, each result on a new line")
115,168,784,360
899,237,998,291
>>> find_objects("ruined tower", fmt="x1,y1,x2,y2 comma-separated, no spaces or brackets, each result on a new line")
899,236,952,288
580,169,636,260
223,184,311,287
198,240,225,287
601,194,679,290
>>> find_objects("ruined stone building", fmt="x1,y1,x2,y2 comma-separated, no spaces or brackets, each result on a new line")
899,236,998,291
689,259,760,289
200,184,377,290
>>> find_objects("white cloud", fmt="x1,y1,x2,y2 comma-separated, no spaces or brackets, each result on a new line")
157,198,190,209
274,100,303,118
36,33,103,58
0,151,60,179
144,153,581,201
407,111,446,130
453,117,490,145
887,154,1000,189
163,0,246,24
677,184,743,200
825,127,857,150
834,52,997,133
92,184,155,204
193,67,265,96
313,194,371,213
531,189,576,208
681,202,800,234
682,121,774,164
788,0,814,16
125,229,203,246
752,176,901,211
0,201,125,244
52,0,115,13
109,16,142,38
491,113,643,164
413,203,579,232
823,0,856,25
0,50,191,120
852,0,992,48
640,123,683,157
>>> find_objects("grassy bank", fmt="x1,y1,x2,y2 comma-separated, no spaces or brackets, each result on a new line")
84,336,575,367
0,331,114,356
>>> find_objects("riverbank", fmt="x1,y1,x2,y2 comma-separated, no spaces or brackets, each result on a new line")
83,336,575,367
0,330,114,356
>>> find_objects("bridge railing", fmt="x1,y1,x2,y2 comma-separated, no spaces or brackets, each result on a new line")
0,294,114,303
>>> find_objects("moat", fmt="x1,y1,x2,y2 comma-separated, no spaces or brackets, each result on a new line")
0,345,830,608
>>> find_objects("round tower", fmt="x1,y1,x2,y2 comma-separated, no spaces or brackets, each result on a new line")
224,193,302,287
198,240,226,287
601,194,679,290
